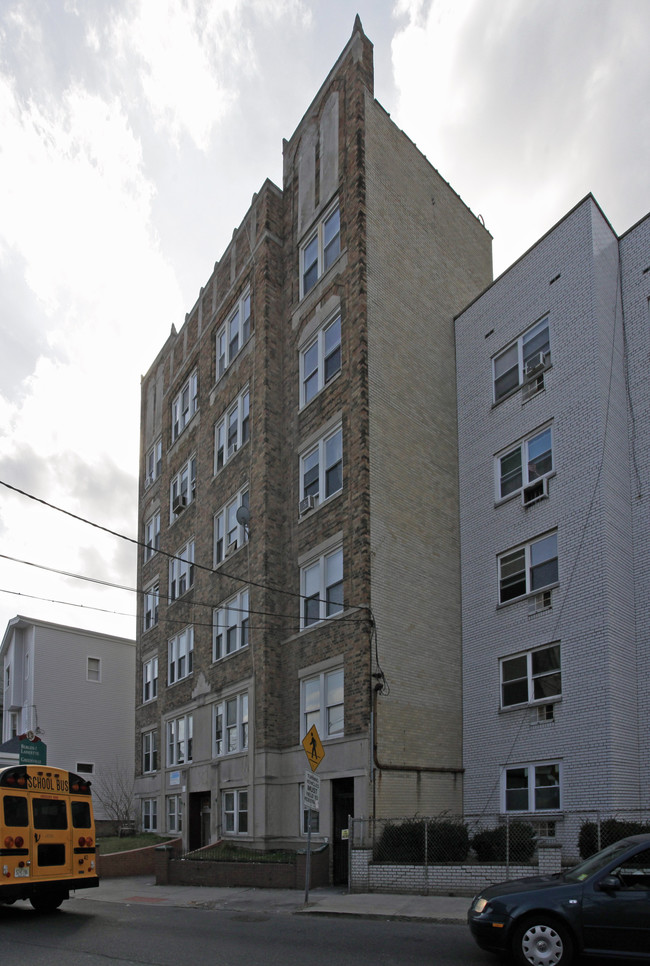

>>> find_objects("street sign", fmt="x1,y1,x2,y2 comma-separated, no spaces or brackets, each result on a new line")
302,724,325,772
304,770,320,811
19,738,47,765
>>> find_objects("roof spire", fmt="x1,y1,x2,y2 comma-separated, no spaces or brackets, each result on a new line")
353,14,363,36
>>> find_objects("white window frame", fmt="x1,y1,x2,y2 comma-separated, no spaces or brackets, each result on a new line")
142,729,158,773
213,487,249,565
300,314,341,407
301,546,343,628
142,798,158,831
500,644,562,709
170,456,197,520
493,317,551,403
142,656,158,703
300,425,343,505
213,589,250,660
171,370,198,442
76,762,94,775
498,532,558,605
222,788,248,835
497,425,553,501
145,438,162,488
166,713,193,766
300,203,341,298
168,626,194,685
87,657,101,683
166,794,183,833
169,540,195,601
213,692,249,757
214,388,250,473
216,288,251,381
143,581,159,632
144,511,161,561
301,666,344,740
503,761,562,813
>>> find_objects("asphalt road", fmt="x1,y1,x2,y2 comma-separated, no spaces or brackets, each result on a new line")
0,897,491,966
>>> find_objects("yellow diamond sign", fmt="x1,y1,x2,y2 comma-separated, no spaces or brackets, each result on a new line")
302,724,325,772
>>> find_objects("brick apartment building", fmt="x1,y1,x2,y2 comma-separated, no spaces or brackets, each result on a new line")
456,197,650,842
133,17,491,876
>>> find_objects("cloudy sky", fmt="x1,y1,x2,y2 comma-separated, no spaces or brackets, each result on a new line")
0,0,648,643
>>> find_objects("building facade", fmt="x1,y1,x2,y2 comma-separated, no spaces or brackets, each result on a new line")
456,197,650,841
134,18,491,871
1,615,135,821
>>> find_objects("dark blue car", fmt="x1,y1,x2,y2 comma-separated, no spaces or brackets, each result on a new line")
468,833,650,965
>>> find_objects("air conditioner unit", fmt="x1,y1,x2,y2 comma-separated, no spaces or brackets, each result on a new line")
522,476,549,506
144,475,152,490
299,495,316,515
528,589,552,615
525,351,546,377
225,540,238,557
172,495,187,514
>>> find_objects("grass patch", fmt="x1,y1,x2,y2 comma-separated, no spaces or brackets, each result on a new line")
97,833,170,854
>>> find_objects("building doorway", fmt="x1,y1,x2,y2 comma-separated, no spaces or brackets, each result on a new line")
188,792,211,851
332,777,354,885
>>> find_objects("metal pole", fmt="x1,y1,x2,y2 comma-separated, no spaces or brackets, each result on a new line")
304,807,312,904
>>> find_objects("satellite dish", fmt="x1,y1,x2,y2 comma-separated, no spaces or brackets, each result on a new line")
236,505,250,527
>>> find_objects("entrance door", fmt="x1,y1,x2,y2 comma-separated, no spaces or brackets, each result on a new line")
188,792,210,851
332,778,354,885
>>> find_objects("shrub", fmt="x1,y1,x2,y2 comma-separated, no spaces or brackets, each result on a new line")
375,821,424,863
427,820,470,863
471,822,536,863
578,818,650,859
374,819,470,864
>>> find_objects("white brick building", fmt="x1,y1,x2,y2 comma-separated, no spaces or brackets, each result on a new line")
455,195,650,839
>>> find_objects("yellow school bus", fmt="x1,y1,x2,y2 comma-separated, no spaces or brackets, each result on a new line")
0,764,99,911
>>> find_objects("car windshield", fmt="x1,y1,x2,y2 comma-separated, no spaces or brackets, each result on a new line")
564,839,637,882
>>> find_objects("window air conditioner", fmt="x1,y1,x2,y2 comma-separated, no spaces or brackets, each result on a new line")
227,443,238,458
144,476,153,490
525,351,546,377
172,495,187,514
225,540,238,557
299,495,316,515
522,476,549,506
528,589,552,615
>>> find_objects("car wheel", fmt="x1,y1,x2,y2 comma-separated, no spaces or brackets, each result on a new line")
512,916,574,966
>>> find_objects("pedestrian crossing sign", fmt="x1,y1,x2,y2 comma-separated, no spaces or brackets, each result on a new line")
302,724,325,771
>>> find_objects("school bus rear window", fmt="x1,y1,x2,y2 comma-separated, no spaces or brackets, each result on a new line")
33,799,68,830
71,800,92,828
3,796,28,826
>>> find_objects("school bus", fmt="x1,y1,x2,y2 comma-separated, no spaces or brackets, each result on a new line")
0,764,99,911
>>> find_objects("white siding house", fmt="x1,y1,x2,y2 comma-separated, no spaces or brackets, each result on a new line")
1,616,135,821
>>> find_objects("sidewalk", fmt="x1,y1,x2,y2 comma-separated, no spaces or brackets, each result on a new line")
73,876,469,924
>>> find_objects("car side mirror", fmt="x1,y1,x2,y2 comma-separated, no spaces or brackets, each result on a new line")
599,875,621,892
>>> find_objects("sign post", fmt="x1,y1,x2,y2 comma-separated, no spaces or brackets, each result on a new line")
301,725,324,904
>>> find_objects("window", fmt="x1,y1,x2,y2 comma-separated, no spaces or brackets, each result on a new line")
493,318,551,403
170,457,196,519
301,784,320,834
142,798,158,832
145,438,162,487
301,426,343,504
142,730,158,773
498,532,558,604
168,626,194,684
500,644,561,708
87,657,101,682
171,370,198,442
216,289,251,380
143,656,158,702
214,388,250,473
213,589,250,660
213,693,249,756
144,511,161,561
300,314,341,406
76,762,94,774
301,204,341,297
143,581,159,631
223,789,248,834
498,426,553,500
301,547,343,627
169,539,194,600
213,488,249,565
504,762,561,812
167,795,183,833
301,667,344,739
167,713,193,766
